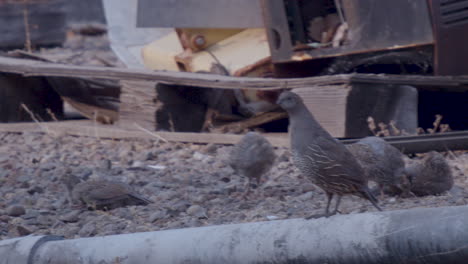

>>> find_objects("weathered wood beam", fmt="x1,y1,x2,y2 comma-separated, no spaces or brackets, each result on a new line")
1,56,468,91
0,121,289,147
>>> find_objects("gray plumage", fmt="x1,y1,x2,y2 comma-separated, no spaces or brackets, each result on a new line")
229,132,276,194
406,151,453,196
347,136,409,196
277,91,381,217
63,171,151,210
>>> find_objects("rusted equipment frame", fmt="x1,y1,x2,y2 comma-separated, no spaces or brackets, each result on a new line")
262,0,434,63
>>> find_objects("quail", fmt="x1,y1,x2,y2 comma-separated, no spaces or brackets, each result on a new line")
347,137,409,197
276,91,381,217
406,151,453,196
229,131,276,197
63,170,152,210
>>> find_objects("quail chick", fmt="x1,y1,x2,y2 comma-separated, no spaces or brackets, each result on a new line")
63,170,151,210
277,91,381,218
229,132,276,197
347,136,409,198
406,151,453,196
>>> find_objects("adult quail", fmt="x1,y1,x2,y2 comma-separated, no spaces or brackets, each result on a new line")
276,91,381,217
406,151,453,196
229,131,276,197
63,170,152,210
347,136,409,197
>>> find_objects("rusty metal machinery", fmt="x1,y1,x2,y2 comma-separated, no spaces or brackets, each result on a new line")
135,0,468,135
263,0,468,77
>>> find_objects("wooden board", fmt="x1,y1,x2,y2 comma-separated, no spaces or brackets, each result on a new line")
1,55,468,137
0,120,289,147
1,121,466,154
1,56,468,91
293,85,350,137
119,80,157,131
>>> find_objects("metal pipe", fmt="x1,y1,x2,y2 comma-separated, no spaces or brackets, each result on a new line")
0,235,62,264
341,131,468,154
2,205,468,264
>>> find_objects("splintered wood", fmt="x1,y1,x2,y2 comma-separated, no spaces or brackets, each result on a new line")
119,80,158,131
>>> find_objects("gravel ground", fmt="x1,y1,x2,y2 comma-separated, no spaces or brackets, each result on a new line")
1,131,467,240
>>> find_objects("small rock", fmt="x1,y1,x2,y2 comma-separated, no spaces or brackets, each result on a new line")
99,159,112,170
221,184,237,195
147,165,166,170
186,205,207,219
130,160,145,168
113,208,133,220
63,226,81,238
79,222,97,237
36,215,53,226
0,215,10,223
7,205,26,217
60,210,81,223
202,143,218,154
15,225,32,236
192,152,208,161
448,185,466,204
40,162,56,171
149,210,168,222
167,200,190,216
144,151,155,160
76,168,93,180
22,210,39,220
27,186,44,195
266,215,279,221
297,191,314,201
20,182,30,189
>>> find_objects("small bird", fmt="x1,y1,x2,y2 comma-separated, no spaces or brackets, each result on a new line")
347,137,409,197
229,132,276,197
62,170,152,210
406,151,453,196
276,91,381,217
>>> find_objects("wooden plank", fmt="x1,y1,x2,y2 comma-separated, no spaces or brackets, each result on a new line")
1,56,468,91
293,85,350,137
212,112,288,133
119,80,157,130
0,121,290,147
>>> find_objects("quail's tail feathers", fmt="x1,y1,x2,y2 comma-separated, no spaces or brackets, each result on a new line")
361,187,382,211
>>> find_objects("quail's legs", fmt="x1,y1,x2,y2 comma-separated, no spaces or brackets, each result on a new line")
305,193,341,219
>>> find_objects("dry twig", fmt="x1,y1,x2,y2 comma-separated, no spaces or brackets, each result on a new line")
20,103,51,134
133,123,168,143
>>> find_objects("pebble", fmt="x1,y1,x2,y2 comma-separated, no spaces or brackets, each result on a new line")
6,205,26,217
79,222,97,237
27,186,44,195
186,205,207,219
15,225,32,236
60,210,81,223
22,210,40,220
297,191,314,201
130,160,145,168
149,210,168,223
